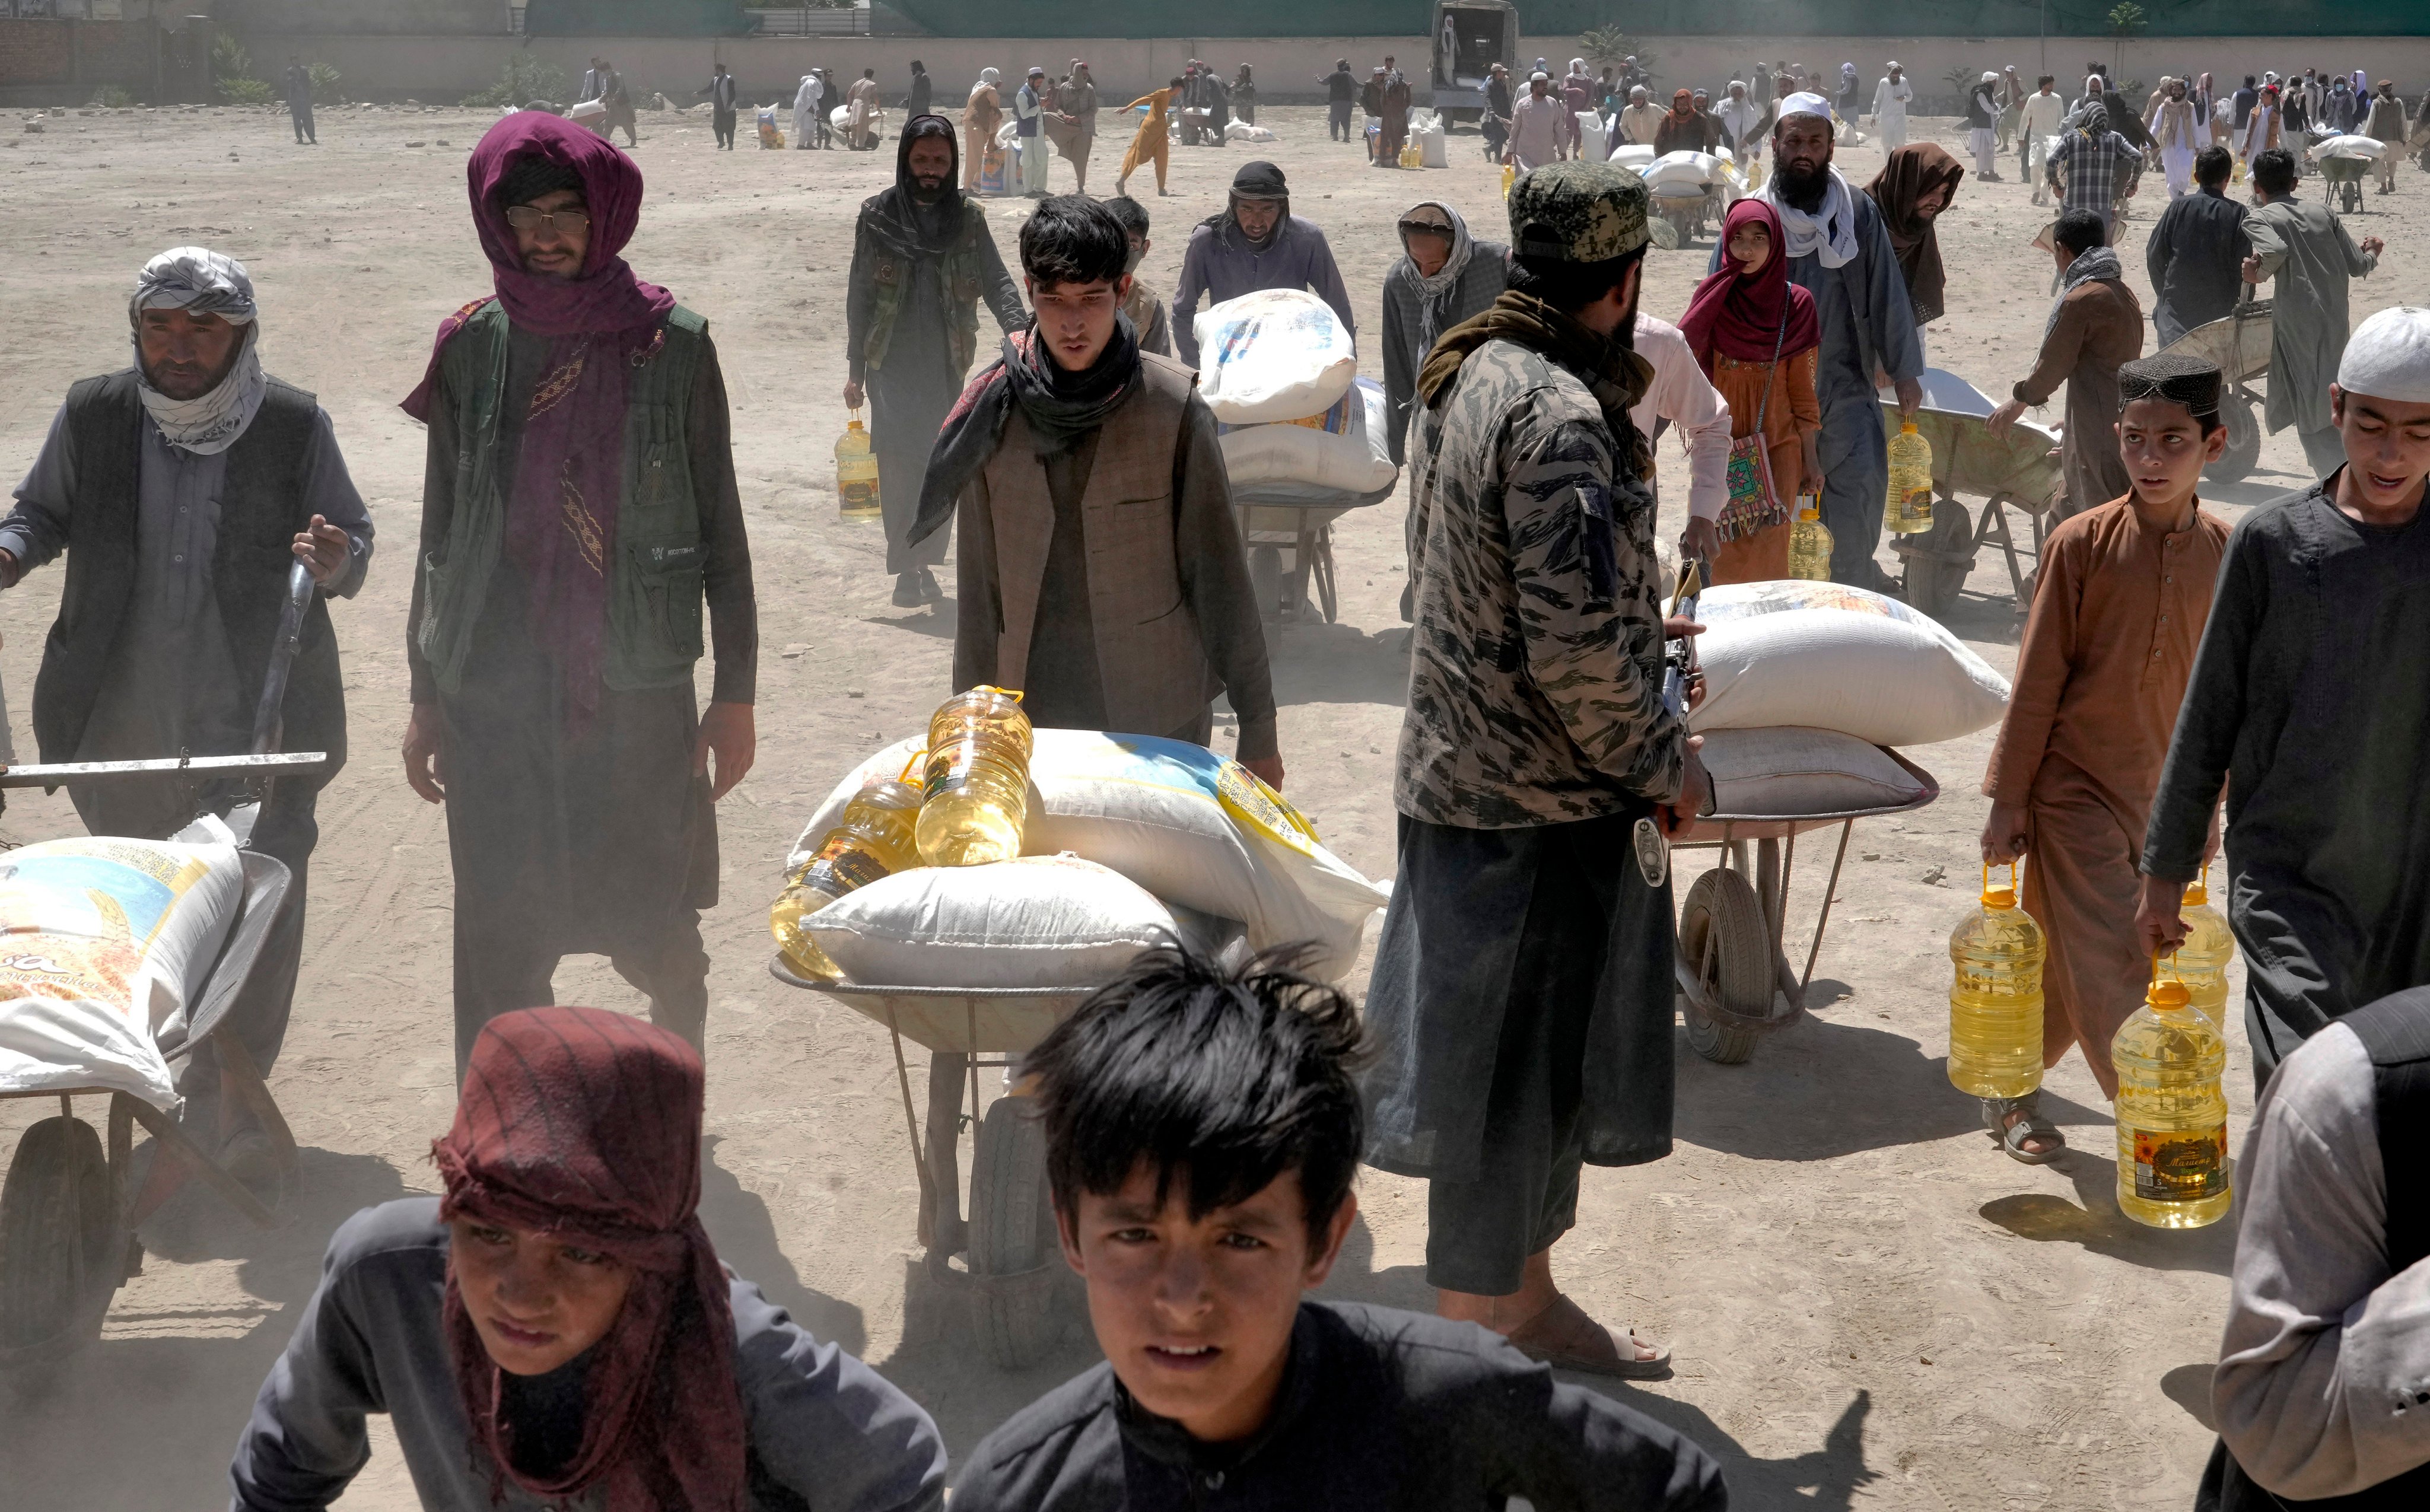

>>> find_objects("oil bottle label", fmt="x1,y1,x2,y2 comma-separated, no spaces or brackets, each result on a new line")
2131,1125,2228,1203
839,480,878,508
1216,760,1323,855
807,843,890,895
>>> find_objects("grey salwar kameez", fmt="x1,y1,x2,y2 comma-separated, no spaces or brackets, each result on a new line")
2244,198,2380,476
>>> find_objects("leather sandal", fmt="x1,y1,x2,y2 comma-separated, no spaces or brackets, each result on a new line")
1505,1294,1673,1380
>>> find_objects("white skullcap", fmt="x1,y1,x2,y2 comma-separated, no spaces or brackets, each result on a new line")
2337,306,2430,402
1983,71,1999,83
1887,60,1901,69
1530,71,1549,82
1779,91,1833,121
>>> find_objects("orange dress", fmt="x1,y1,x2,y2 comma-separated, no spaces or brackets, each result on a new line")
1980,498,2229,1093
1705,346,1820,584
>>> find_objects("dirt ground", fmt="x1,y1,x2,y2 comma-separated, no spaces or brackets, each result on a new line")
0,97,2419,1508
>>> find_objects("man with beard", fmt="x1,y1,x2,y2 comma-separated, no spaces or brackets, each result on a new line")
1718,79,1769,175
400,114,756,1072
1366,161,1706,1380
2,247,372,1195
1965,72,2004,180
1506,71,1569,172
2046,101,2144,243
1725,94,1923,587
846,116,1027,606
2152,78,2203,197
1170,161,1357,371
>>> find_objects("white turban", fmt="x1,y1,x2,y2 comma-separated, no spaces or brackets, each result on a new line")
129,246,265,456
1779,90,1833,122
1983,72,1999,84
2337,306,2430,402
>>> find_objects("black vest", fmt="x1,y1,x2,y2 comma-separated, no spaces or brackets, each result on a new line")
34,370,347,792
2198,989,2430,1509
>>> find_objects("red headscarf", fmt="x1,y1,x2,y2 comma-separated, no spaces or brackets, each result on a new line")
1668,88,1696,119
1677,199,1821,373
434,1007,745,1512
401,113,677,732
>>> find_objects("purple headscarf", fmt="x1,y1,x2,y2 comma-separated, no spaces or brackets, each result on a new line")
403,113,676,731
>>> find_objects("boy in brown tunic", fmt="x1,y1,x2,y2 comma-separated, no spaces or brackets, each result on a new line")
1989,208,2144,519
1977,354,2230,1159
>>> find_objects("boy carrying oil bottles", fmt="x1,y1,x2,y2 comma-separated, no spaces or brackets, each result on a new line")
1974,352,2231,1161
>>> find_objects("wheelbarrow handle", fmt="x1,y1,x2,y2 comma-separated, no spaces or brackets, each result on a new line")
249,559,316,757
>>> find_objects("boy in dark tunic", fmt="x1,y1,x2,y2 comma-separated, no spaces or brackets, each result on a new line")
402,113,758,1074
951,946,1727,1511
2138,305,2430,1091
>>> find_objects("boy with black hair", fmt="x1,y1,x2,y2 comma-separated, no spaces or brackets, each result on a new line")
1101,195,1171,357
2145,145,2251,345
952,945,1728,1510
1976,354,2230,1161
1367,161,1707,1379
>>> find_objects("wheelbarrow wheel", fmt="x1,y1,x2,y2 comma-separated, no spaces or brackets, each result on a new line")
1678,868,1771,1065
0,1116,117,1367
1901,502,1974,620
2206,395,2261,483
966,1096,1062,1370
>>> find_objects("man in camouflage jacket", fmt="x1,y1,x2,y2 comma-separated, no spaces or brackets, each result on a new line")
1363,161,1710,1380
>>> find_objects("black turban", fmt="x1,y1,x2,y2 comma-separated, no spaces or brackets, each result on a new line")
494,153,584,212
2117,352,2223,420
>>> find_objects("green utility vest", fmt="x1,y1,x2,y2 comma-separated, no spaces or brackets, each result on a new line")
416,302,710,698
860,196,993,377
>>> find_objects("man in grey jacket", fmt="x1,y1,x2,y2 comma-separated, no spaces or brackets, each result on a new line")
1171,161,1358,369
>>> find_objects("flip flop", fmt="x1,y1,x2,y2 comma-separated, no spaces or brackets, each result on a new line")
1983,1094,2066,1165
1505,1294,1673,1380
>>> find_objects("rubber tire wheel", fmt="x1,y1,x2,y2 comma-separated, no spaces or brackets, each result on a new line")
1901,504,1973,620
966,1097,1060,1369
1249,545,1284,621
0,1115,116,1365
2206,397,2260,483
1677,868,1773,1065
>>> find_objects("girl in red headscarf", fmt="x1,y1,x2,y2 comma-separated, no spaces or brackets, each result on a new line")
1677,199,1824,583
230,1007,947,1511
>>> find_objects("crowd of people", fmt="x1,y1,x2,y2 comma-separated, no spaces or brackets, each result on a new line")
18,48,2430,1510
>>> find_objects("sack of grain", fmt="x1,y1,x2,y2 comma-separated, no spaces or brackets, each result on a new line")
795,730,1388,980
1226,119,1278,143
1690,581,2010,746
2309,132,2385,161
1697,727,1928,817
1644,150,1722,190
1218,378,1397,496
1194,288,1358,425
0,836,247,1109
1608,143,1658,170
805,855,1175,989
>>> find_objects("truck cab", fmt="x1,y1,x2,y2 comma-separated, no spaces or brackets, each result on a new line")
1430,0,1520,125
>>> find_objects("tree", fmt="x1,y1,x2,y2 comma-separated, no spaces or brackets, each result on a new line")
211,31,273,106
2107,2,2148,79
464,53,572,111
1577,26,1658,82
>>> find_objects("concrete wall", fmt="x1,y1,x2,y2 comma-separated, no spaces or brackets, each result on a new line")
0,18,157,91
42,31,2430,108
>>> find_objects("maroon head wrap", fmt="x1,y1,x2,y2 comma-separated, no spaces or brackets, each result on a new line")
402,113,676,731
434,1007,743,1512
1678,199,1821,373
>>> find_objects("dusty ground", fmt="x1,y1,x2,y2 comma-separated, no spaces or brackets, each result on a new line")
0,97,2419,1508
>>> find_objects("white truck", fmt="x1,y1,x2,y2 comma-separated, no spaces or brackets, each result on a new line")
1429,0,1521,127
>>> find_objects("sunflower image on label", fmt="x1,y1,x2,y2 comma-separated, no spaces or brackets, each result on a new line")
2132,1124,2228,1204
814,845,892,894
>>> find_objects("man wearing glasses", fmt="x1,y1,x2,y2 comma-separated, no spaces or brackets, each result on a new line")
401,113,759,1074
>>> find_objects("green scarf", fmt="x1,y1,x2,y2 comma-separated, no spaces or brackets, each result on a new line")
1417,290,1657,478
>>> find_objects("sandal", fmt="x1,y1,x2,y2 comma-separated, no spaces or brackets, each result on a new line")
1983,1093,2066,1164
1505,1293,1673,1380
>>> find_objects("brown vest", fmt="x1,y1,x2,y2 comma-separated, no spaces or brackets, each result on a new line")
977,352,1212,738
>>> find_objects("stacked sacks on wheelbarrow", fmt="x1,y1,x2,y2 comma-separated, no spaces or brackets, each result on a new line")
1668,581,2012,1063
1195,289,1400,623
0,832,295,1365
774,728,1387,1367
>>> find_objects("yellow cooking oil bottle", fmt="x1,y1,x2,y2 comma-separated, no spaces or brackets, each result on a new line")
915,686,1035,867
835,409,881,521
771,753,925,979
1399,141,1423,168
1787,496,1834,581
1885,418,1935,535
1501,162,1516,199
1948,861,2046,1099
2114,970,2232,1229
2172,865,2237,1030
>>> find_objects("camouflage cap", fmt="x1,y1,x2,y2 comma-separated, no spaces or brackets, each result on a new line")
1507,160,1650,263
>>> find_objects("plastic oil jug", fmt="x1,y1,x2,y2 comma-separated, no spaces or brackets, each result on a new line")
772,753,924,979
2114,973,2232,1228
1885,418,1935,534
1398,141,1421,168
1948,861,2046,1099
835,410,881,521
915,686,1035,867
1788,498,1834,581
1502,162,1516,199
2172,866,2236,1030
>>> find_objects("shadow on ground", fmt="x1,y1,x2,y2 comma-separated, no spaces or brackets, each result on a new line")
1978,1148,2237,1276
1268,619,1414,709
700,1135,867,1358
1673,1010,2105,1163
0,1146,409,1508
2161,1361,2221,1430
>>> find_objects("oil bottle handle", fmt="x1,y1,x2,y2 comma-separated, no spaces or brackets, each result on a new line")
1980,858,2019,893
898,749,927,785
